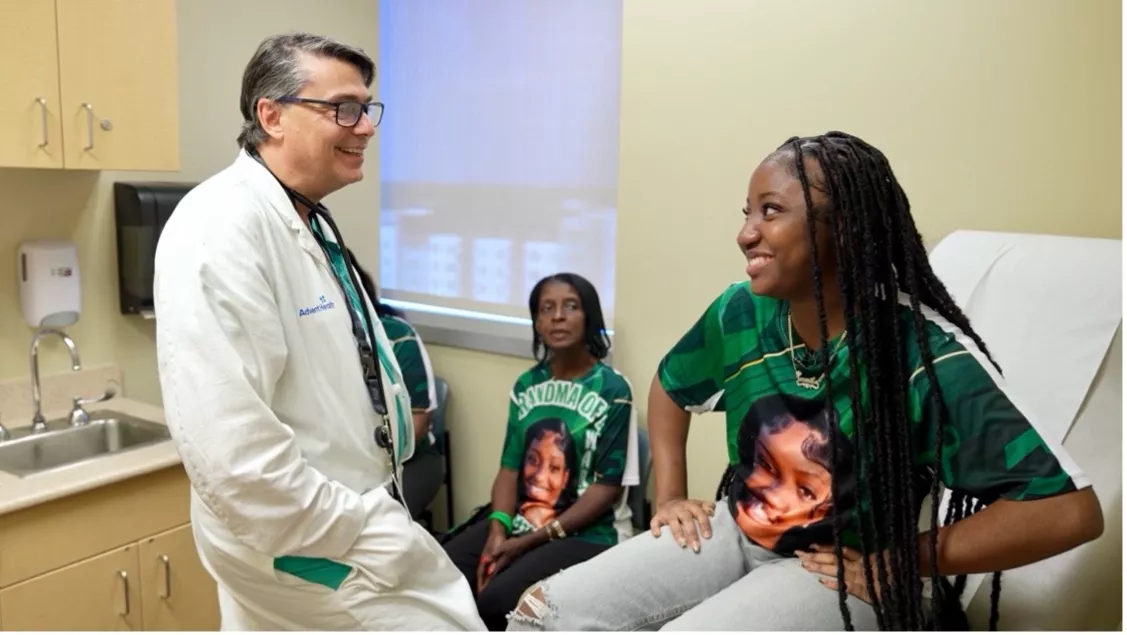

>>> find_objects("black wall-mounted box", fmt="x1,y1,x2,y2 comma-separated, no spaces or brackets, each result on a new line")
113,181,196,316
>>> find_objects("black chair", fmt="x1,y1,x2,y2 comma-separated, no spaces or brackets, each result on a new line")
627,426,653,532
419,376,455,534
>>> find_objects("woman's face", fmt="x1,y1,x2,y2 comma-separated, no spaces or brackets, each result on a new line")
523,431,569,506
736,419,833,549
534,281,586,352
736,152,837,301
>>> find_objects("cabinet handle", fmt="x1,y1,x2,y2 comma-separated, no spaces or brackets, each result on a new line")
117,570,130,616
36,98,48,148
82,103,94,151
159,554,172,599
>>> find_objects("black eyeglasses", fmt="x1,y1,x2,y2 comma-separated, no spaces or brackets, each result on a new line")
276,97,385,128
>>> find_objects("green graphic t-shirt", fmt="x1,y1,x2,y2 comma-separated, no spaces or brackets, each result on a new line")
658,282,1087,556
500,361,634,545
379,314,437,452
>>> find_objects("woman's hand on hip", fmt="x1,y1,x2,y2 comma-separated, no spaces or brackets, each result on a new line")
650,498,716,553
797,544,891,605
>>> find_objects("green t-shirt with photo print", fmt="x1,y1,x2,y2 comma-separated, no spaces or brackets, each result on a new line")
658,281,1087,556
500,361,634,545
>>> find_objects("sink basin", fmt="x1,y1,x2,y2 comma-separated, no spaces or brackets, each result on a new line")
0,409,171,477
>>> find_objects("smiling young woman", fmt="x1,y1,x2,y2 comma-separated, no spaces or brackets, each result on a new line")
441,273,639,631
505,131,1101,632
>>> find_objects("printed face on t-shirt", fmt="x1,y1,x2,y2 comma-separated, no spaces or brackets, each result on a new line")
735,414,833,550
519,428,573,528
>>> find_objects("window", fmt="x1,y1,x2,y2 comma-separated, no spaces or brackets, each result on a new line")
378,0,622,358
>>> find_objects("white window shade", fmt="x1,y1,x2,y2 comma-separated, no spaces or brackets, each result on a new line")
378,0,622,356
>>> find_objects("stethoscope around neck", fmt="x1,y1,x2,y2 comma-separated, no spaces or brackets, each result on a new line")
244,146,399,460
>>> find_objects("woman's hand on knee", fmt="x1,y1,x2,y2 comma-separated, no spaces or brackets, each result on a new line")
650,498,716,553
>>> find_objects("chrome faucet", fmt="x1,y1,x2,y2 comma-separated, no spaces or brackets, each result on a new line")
30,329,81,433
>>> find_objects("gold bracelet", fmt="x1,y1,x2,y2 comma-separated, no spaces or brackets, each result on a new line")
549,519,567,540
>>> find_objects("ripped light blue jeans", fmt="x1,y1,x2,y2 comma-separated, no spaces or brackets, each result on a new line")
506,500,878,631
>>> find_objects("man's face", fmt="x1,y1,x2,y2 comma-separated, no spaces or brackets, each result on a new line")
276,54,375,199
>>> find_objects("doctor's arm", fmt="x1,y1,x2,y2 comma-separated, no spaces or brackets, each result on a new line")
154,232,367,560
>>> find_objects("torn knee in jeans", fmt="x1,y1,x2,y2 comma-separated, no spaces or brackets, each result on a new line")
507,583,554,629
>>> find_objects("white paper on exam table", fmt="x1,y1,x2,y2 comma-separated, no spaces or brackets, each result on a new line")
926,230,1121,609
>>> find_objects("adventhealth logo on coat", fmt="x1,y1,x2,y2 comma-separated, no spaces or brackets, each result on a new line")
299,295,336,317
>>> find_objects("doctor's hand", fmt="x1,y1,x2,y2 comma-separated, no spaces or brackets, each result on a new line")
651,498,715,553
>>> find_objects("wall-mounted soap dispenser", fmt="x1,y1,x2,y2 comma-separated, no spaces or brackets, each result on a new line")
18,240,82,328
113,181,196,317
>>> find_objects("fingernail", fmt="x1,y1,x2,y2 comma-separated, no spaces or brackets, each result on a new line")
692,542,700,553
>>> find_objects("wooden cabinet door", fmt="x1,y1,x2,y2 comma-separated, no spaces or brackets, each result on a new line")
55,0,180,170
138,524,220,631
0,0,64,168
0,543,142,631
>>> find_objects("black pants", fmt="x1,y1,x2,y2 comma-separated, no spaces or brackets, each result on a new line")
443,518,611,631
401,444,444,520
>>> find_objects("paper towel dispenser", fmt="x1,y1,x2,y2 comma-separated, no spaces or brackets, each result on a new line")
113,181,196,316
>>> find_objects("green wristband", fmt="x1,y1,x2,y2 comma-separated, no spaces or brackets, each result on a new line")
487,510,513,535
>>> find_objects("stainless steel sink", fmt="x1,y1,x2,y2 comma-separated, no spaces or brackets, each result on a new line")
0,409,171,477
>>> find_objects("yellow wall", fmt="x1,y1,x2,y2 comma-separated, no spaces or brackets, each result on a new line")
432,0,1122,521
0,1,380,402
0,0,1118,525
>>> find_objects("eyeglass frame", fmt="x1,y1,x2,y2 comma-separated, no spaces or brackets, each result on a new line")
275,96,385,128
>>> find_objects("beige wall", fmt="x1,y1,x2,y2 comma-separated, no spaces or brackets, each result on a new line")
432,0,1122,521
0,1,380,403
0,0,1119,527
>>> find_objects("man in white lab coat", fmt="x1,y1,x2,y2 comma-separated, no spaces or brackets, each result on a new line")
153,32,485,631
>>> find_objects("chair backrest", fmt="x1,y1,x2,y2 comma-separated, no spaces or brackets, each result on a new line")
929,231,1122,630
431,376,450,455
627,426,652,531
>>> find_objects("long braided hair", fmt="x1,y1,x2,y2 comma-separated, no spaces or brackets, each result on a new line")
722,131,1003,630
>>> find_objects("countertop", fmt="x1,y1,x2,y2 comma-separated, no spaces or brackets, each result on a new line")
0,397,183,516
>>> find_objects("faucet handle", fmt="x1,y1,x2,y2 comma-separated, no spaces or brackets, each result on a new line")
74,381,118,407
69,381,118,427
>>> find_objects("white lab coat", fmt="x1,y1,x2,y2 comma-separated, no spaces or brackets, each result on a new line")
153,150,485,631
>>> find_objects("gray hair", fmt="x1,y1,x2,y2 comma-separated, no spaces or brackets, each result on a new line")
237,32,375,148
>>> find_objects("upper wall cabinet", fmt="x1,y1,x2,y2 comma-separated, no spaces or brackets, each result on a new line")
0,0,180,171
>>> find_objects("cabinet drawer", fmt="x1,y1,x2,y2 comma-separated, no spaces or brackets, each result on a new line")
0,466,190,588
0,542,142,630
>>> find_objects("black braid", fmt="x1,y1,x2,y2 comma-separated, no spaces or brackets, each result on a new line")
789,141,854,629
775,131,1004,630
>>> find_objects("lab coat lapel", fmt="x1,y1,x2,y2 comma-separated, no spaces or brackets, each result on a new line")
234,150,329,267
